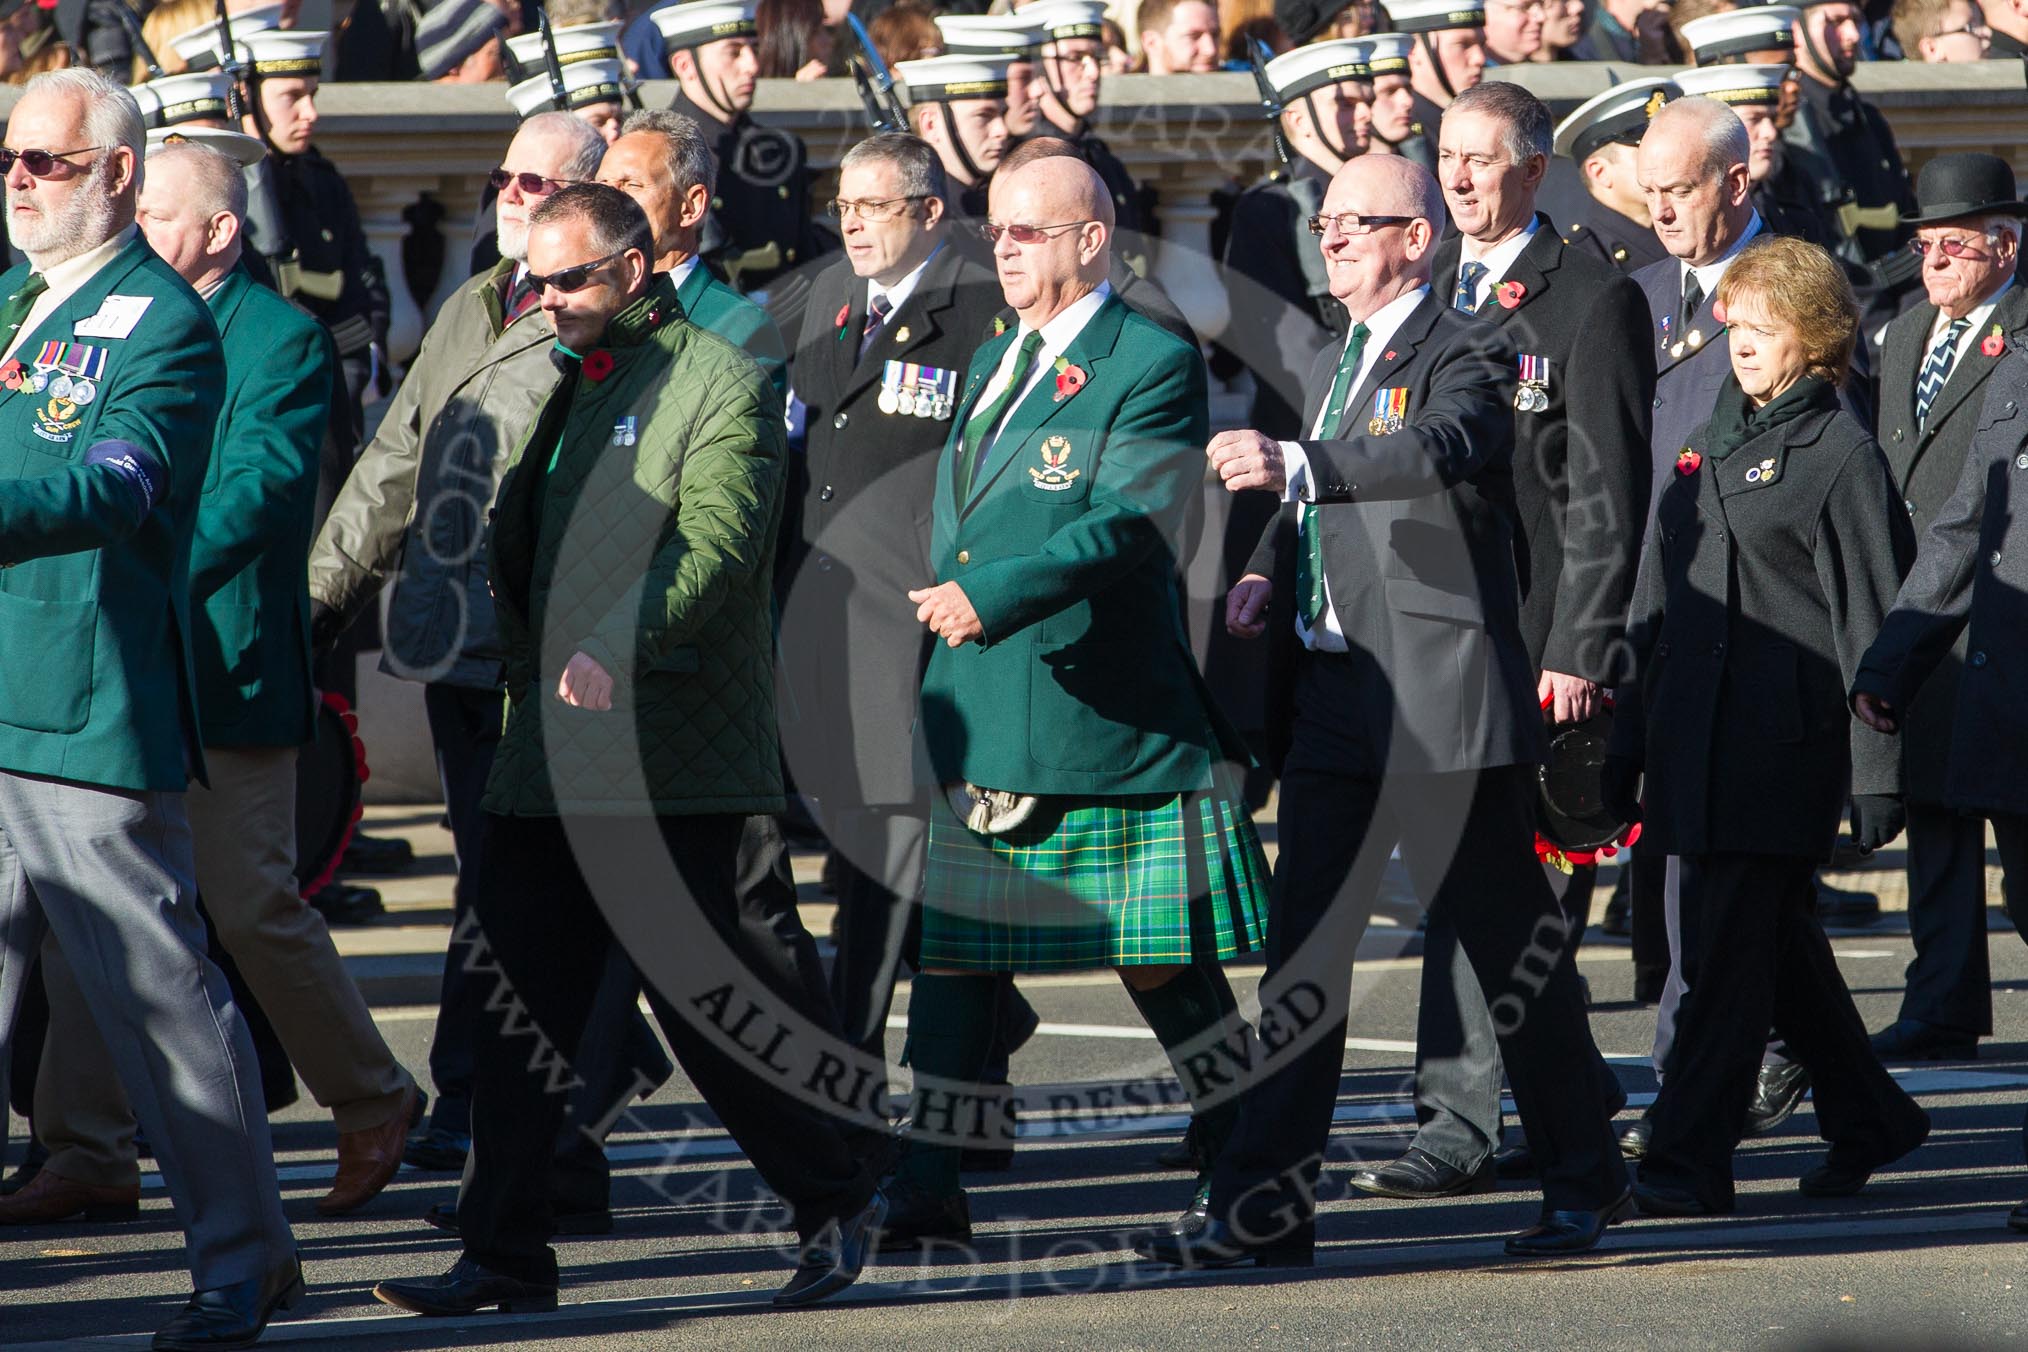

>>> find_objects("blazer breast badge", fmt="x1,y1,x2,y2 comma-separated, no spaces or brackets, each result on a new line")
1029,435,1080,491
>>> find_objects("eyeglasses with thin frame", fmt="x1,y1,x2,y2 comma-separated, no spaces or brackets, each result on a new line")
826,195,930,222
525,247,630,294
489,167,576,197
0,145,108,178
1931,19,1990,39
1909,230,2003,260
976,219,1099,246
1307,213,1414,237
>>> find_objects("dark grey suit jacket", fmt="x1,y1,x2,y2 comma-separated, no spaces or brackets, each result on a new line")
1855,334,2028,819
1874,283,2028,802
1635,253,1734,516
1248,291,1544,777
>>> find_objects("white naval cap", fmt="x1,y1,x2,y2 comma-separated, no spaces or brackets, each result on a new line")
1680,5,1800,62
1674,62,1790,106
934,13,1047,56
651,0,759,51
1363,32,1414,74
145,124,268,167
131,70,235,128
896,54,1014,103
1553,75,1679,161
506,56,633,117
1381,0,1487,34
167,0,283,69
1020,0,1109,43
505,19,623,77
239,29,329,77
1264,39,1370,103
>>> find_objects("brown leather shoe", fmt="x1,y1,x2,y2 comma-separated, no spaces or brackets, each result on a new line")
0,1169,139,1225
319,1084,419,1216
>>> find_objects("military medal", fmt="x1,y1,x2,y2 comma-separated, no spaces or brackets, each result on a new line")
1744,455,1775,484
68,379,93,405
1516,354,1549,413
878,360,901,415
48,373,72,400
1368,386,1408,436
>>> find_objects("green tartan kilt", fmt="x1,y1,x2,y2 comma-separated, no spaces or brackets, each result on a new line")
920,774,1272,972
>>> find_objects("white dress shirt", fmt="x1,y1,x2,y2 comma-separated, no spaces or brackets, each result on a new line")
1456,219,1539,311
1681,212,1763,318
1927,277,2013,367
3,225,135,365
1278,284,1431,652
866,243,940,320
967,279,1112,462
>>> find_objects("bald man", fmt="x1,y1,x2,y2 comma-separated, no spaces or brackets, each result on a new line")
1139,153,1631,1268
880,155,1273,1250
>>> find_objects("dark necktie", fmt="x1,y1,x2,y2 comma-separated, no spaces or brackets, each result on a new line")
957,330,1045,500
1296,321,1370,631
0,272,49,348
1680,270,1704,335
1916,316,1972,430
1454,261,1487,313
860,293,891,356
503,271,538,326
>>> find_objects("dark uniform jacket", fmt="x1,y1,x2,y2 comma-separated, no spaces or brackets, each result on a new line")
1248,292,1544,776
672,90,833,300
1434,221,1653,682
1871,282,2028,803
1784,74,1916,265
1401,92,1442,172
1635,248,1738,513
260,146,389,377
1221,154,1343,440
1561,191,1669,276
191,266,333,750
1612,396,1913,857
1854,332,2028,818
780,241,1004,807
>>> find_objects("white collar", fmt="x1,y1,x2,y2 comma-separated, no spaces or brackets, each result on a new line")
1685,212,1763,296
668,255,700,290
1347,284,1429,353
1932,276,2014,341
868,244,941,316
1018,278,1113,355
1460,217,1540,285
37,224,135,295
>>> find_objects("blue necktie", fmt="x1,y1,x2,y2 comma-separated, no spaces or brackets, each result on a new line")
1454,261,1487,313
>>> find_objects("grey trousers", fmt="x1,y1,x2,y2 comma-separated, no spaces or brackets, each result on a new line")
0,770,292,1288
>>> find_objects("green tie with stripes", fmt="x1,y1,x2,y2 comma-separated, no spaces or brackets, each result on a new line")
958,330,1046,501
1295,321,1368,631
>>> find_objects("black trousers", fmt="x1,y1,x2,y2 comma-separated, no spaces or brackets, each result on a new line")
461,812,873,1286
1209,700,1625,1222
1897,803,1996,1036
1642,851,1923,1211
824,806,926,1059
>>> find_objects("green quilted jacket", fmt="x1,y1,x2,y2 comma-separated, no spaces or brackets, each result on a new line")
481,272,788,817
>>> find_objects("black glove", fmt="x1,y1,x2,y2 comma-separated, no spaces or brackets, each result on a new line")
309,599,349,656
1849,794,1905,855
1599,754,1643,826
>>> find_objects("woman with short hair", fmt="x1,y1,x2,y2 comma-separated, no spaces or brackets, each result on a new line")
1606,235,1931,1216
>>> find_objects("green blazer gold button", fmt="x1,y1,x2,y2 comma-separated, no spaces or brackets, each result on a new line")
957,549,970,564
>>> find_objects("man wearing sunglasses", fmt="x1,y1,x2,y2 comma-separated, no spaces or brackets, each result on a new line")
1865,153,2028,1066
0,69,299,1349
373,181,887,1319
1140,151,1630,1268
310,110,610,1179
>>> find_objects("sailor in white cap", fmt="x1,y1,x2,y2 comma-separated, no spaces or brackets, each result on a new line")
1786,0,1917,264
1383,0,1488,171
898,53,1016,218
132,70,267,167
1552,76,1678,274
1676,63,1838,248
934,13,1047,138
504,19,637,144
1007,0,1148,256
651,0,827,299
1681,4,1803,63
1361,32,1421,156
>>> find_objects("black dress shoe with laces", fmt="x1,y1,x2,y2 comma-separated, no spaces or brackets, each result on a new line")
1744,1062,1811,1135
1504,1187,1632,1256
875,1178,972,1252
1134,1215,1315,1268
1798,1112,1930,1198
403,1127,471,1172
1348,1147,1495,1200
1631,1178,1729,1217
153,1254,305,1350
1169,1179,1211,1235
373,1258,559,1316
775,1189,888,1308
1869,1018,1978,1062
1493,1143,1538,1180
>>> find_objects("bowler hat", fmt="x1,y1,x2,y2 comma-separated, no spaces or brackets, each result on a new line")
1904,153,2028,227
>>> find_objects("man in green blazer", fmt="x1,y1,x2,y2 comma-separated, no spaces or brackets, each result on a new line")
0,70,296,1349
882,155,1271,1246
20,142,422,1248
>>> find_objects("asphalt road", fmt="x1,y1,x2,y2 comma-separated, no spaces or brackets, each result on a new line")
5,849,2028,1351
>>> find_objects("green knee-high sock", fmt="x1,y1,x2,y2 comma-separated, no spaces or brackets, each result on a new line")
1126,964,1250,1165
896,973,1001,1196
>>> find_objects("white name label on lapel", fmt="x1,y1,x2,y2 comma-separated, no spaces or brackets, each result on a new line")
73,295,152,339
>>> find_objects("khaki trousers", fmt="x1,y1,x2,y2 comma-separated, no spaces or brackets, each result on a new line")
38,746,411,1188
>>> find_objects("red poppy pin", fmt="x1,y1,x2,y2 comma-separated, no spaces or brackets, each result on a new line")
1982,323,2006,358
1384,349,1396,361
0,360,20,391
1053,357,1087,402
834,301,851,340
1496,280,1526,309
1676,447,1701,476
582,349,615,382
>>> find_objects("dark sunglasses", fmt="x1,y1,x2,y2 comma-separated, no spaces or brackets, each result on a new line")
975,219,1098,245
0,145,108,177
525,248,629,294
489,167,575,196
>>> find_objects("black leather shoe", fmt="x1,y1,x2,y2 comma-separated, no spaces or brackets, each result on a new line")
1493,1143,1539,1180
1504,1187,1632,1256
875,1178,971,1252
1618,1117,1653,1160
1631,1179,1728,1217
1348,1147,1495,1200
372,1258,558,1316
153,1255,305,1350
775,1189,888,1308
1134,1216,1314,1268
1798,1113,1930,1198
1869,1018,1978,1062
339,832,415,876
1169,1179,1211,1235
403,1127,471,1172
1154,1118,1203,1171
1601,891,1632,937
422,1201,613,1237
1744,1062,1811,1135
1814,880,1880,926
309,882,385,927
2008,1201,2028,1234
0,1137,47,1196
